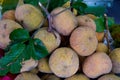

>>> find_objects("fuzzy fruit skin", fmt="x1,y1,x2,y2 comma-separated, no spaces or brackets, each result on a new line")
96,43,108,53
83,52,112,78
41,74,61,80
51,7,78,36
0,19,22,49
38,57,52,73
15,72,41,80
77,15,96,31
65,74,89,80
109,48,120,73
2,10,15,21
15,4,44,31
86,14,97,20
49,47,79,78
98,74,120,80
70,26,98,56
34,27,61,53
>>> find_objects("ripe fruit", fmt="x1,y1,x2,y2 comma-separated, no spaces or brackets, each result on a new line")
15,72,41,80
2,10,15,20
109,48,120,73
77,15,96,31
49,47,79,78
83,52,112,78
51,7,78,36
0,19,22,49
34,27,61,53
70,26,98,56
98,74,120,80
38,57,52,73
15,4,44,31
65,74,89,80
96,43,108,53
20,58,38,72
41,74,61,80
86,14,97,20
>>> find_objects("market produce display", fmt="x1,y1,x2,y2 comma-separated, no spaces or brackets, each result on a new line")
0,0,120,80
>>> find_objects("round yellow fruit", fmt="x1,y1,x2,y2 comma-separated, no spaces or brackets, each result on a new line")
96,43,108,53
15,4,44,31
70,26,98,56
83,52,112,78
51,7,78,36
109,48,120,73
0,19,22,49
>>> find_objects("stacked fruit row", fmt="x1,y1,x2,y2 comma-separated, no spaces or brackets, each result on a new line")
0,1,120,80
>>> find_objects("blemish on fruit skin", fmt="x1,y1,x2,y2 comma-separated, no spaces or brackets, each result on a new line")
2,34,6,38
3,24,7,29
85,19,88,22
89,37,92,41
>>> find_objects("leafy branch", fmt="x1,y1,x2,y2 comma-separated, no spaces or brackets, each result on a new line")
0,28,49,76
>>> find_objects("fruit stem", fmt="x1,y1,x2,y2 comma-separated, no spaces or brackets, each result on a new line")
38,2,53,32
104,14,111,53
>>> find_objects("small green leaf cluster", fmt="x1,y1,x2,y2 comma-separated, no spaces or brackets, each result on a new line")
0,28,48,76
95,17,115,32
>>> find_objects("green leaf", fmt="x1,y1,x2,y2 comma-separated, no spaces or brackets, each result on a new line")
24,0,39,6
48,0,69,12
9,28,30,41
85,6,105,16
25,39,38,60
108,17,115,28
0,43,25,76
95,17,105,32
1,0,19,13
72,1,87,14
9,60,22,74
95,17,115,32
0,67,9,76
34,38,49,58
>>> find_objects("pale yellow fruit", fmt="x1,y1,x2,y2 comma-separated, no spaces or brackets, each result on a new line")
0,19,22,49
65,74,89,80
77,15,96,31
51,7,78,36
15,72,41,80
15,4,44,31
70,26,98,56
96,43,108,53
34,27,61,53
49,47,79,78
30,68,39,74
20,58,38,72
41,74,61,80
38,57,52,73
83,52,112,78
98,74,120,80
109,48,120,73
86,14,97,20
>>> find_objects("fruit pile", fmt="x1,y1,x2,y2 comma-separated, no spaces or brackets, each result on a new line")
0,0,120,80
